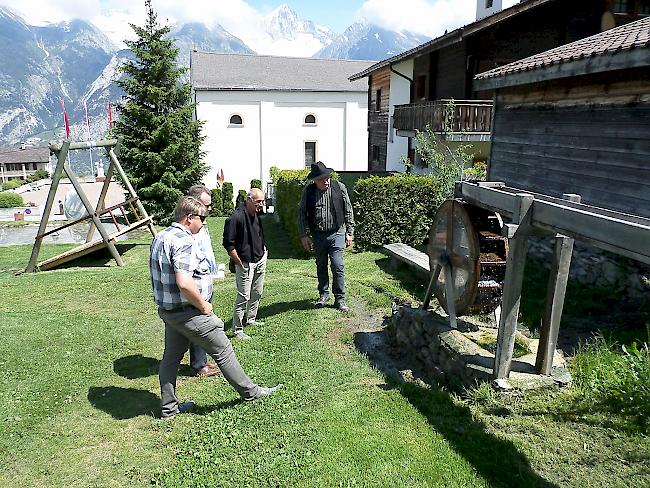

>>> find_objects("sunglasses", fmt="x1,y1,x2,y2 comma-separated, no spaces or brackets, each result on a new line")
189,213,208,222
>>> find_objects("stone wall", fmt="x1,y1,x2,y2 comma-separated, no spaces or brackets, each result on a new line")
527,237,650,301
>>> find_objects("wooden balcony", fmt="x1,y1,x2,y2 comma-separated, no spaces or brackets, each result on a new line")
393,99,493,136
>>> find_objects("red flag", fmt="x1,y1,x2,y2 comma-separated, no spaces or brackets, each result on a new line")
108,102,113,129
60,99,70,139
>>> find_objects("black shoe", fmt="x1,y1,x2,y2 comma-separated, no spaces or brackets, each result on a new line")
315,296,329,307
334,300,349,312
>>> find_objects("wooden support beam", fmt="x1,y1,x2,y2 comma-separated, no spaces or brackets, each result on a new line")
25,141,70,273
494,193,533,379
86,160,116,243
106,146,156,237
63,160,124,267
536,194,581,375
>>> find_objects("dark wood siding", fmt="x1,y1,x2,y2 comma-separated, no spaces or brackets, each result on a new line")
434,41,467,100
489,69,650,218
368,67,391,171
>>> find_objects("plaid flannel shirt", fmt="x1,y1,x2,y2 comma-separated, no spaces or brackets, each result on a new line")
150,222,212,310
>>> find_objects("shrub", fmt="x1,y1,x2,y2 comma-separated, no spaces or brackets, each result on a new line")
274,168,311,256
354,174,445,250
222,182,234,214
250,179,262,189
235,189,247,209
210,187,223,216
2,179,22,191
0,191,24,208
27,169,50,183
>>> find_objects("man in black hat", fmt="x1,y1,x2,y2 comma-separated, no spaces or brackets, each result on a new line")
298,162,355,312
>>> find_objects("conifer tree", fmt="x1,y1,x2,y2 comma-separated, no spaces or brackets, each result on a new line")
114,0,206,223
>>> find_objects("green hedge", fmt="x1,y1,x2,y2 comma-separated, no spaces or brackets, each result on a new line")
222,182,234,215
0,191,24,208
354,174,445,250
210,187,223,217
235,189,247,209
274,168,311,256
250,179,262,189
1,180,21,191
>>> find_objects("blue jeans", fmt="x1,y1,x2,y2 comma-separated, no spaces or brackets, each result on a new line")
312,228,345,302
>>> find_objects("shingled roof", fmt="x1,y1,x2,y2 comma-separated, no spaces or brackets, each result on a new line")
191,52,374,92
0,146,49,165
475,15,650,90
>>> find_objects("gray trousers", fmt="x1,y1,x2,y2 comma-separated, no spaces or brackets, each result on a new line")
313,228,345,302
233,251,267,333
158,307,262,418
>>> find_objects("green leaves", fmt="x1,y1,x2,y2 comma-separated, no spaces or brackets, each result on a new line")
113,0,206,224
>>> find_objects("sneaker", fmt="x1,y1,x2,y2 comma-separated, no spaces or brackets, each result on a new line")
334,300,349,312
248,384,284,401
234,331,252,340
314,295,329,307
247,320,265,327
163,401,195,420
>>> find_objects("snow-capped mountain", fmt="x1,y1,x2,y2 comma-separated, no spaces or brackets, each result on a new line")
247,4,335,57
313,21,430,61
0,5,430,146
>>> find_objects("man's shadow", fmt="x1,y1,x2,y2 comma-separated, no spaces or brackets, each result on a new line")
113,354,193,379
88,386,241,419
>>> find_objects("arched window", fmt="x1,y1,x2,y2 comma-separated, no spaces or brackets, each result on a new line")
304,114,317,125
229,114,243,126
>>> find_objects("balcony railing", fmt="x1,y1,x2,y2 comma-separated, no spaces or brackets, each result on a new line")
393,99,493,134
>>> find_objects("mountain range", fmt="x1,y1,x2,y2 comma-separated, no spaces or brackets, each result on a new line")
0,4,430,147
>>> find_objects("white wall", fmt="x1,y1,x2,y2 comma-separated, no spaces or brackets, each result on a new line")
476,0,502,20
195,90,368,198
386,58,413,173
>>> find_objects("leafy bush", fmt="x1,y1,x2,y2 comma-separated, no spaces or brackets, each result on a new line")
27,170,50,183
235,189,247,208
250,179,262,189
221,182,234,215
354,174,445,250
274,168,311,256
2,179,22,191
0,191,24,208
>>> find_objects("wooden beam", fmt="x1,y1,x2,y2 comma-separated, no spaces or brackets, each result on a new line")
536,194,580,375
49,139,118,152
25,141,70,273
494,193,533,379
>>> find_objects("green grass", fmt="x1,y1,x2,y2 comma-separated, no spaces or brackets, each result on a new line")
0,217,648,487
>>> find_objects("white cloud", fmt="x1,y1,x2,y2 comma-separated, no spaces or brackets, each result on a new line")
357,0,521,37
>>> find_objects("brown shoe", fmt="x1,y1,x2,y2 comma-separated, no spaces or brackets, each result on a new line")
193,364,221,377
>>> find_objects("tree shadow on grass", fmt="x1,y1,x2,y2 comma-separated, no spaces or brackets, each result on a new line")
353,323,555,487
397,382,557,488
113,354,193,379
256,299,315,319
53,242,141,269
88,386,160,419
374,257,427,303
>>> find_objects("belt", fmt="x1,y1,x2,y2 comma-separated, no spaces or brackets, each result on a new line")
161,304,196,313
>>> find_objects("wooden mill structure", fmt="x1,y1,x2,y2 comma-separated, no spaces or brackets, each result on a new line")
423,180,650,382
25,139,156,273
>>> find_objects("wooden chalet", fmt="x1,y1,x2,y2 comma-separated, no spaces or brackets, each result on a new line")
475,15,650,218
350,0,650,172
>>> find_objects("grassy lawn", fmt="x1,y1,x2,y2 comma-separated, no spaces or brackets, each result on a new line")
0,217,647,487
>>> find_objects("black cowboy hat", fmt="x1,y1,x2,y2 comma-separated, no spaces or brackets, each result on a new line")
307,161,333,181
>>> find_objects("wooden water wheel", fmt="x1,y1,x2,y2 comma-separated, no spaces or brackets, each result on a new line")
425,199,508,320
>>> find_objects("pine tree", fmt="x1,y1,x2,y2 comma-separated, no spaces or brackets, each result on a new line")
114,0,206,224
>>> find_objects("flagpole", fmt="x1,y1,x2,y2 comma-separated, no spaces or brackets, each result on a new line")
83,99,94,179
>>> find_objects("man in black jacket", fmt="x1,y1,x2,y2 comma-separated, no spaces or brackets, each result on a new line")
298,162,354,312
223,188,267,340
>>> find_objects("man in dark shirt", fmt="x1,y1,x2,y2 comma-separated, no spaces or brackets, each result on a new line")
223,188,267,340
298,162,354,312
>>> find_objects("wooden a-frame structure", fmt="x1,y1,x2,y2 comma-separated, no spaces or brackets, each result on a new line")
25,139,156,273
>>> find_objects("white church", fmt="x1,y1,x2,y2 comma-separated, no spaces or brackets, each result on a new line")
191,51,374,196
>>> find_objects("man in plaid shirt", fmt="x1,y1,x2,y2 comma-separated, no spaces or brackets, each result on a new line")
150,196,282,419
